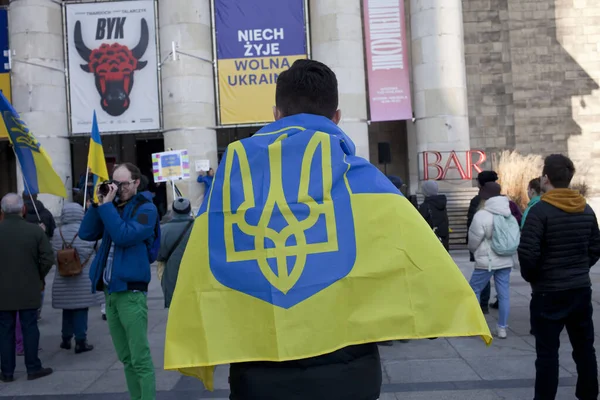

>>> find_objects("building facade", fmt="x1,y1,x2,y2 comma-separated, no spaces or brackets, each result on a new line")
0,0,599,216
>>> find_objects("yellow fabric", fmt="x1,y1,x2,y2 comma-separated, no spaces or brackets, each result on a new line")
542,189,586,213
165,193,492,390
88,140,108,203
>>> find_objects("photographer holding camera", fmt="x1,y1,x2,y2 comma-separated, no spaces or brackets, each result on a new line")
79,162,159,400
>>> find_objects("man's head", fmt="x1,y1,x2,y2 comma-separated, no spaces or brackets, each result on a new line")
541,154,575,191
172,197,191,216
1,193,25,217
113,162,142,202
480,182,502,200
477,171,498,188
528,177,542,200
274,59,341,123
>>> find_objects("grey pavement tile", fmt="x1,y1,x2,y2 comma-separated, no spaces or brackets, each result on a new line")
44,348,118,372
448,334,535,358
82,370,128,394
493,386,576,400
0,370,104,396
382,390,502,400
384,359,480,384
378,394,399,400
464,356,573,380
378,339,459,361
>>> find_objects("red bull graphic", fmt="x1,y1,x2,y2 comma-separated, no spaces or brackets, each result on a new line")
65,1,160,134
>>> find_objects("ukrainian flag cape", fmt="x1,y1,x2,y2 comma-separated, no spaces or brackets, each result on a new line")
165,114,491,390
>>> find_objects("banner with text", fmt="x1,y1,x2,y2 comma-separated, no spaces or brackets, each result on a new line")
65,0,161,134
0,9,10,139
214,0,308,125
363,0,412,122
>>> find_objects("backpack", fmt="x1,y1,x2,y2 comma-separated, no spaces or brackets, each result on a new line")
131,199,161,263
490,214,521,256
56,229,96,277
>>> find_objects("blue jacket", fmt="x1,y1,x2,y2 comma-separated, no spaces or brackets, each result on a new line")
197,175,214,192
79,191,158,294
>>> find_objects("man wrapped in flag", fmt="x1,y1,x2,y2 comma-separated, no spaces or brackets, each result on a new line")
0,92,66,199
165,60,492,400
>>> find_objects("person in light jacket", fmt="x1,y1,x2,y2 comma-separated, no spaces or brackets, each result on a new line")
468,182,518,339
51,202,103,354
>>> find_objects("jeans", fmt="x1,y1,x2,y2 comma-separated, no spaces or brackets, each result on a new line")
0,309,43,376
481,282,491,308
62,309,89,342
15,312,23,354
106,291,155,400
469,268,511,327
531,288,598,400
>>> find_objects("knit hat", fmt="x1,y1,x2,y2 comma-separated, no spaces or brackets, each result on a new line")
477,171,498,186
173,198,191,215
387,176,404,189
480,182,502,200
421,180,439,197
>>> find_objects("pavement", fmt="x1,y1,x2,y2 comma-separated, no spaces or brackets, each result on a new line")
1,250,599,399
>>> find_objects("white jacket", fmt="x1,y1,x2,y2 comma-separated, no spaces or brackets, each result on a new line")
468,196,516,270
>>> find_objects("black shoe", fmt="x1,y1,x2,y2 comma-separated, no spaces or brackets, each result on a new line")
481,306,489,315
490,300,499,309
102,314,107,321
75,341,94,354
0,374,14,383
60,338,72,350
27,367,53,381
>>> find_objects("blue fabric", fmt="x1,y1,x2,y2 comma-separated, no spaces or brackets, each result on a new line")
62,308,89,341
469,268,512,328
0,309,42,375
80,191,159,294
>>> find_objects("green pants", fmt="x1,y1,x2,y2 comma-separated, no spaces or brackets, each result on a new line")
105,291,156,400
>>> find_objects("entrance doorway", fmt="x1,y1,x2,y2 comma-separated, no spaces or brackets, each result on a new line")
0,140,16,199
136,137,167,218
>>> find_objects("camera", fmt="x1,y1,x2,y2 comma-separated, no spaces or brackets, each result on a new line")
98,180,122,197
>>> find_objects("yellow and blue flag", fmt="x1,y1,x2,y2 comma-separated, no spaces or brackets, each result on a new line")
164,114,492,390
88,111,108,202
0,91,66,198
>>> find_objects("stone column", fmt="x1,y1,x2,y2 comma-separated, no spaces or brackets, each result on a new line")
10,0,71,216
159,0,218,213
410,0,471,187
309,0,370,160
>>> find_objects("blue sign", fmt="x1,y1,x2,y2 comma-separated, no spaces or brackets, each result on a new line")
0,10,9,74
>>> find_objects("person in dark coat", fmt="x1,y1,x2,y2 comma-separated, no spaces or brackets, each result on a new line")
0,193,54,382
22,193,56,239
419,180,450,251
518,154,600,400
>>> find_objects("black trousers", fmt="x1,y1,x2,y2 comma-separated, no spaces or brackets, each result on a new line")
480,282,491,307
531,288,598,400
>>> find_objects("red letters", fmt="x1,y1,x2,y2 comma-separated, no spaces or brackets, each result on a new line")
421,150,487,181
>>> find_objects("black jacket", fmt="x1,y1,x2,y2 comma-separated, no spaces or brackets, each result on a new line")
229,343,381,400
23,199,56,239
419,195,449,239
518,191,600,293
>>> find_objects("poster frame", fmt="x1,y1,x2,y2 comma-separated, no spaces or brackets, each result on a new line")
62,0,163,136
210,0,311,128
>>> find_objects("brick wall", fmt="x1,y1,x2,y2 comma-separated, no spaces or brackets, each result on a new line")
463,0,600,193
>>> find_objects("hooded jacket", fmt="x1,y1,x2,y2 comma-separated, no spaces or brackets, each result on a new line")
518,189,600,293
79,191,159,294
468,196,517,270
419,195,449,239
24,198,56,239
520,195,541,229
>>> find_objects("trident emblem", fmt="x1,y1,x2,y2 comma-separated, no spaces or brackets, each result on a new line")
222,133,339,294
7,115,41,152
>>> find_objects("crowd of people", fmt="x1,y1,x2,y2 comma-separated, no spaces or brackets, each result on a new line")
0,58,598,400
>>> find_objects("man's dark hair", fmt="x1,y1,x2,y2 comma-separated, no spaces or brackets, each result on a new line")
275,59,338,119
73,191,85,207
22,192,38,201
477,171,498,187
543,154,575,188
528,178,541,194
116,162,142,181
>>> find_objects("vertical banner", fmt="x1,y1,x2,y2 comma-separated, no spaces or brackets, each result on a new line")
363,0,412,122
214,0,308,125
65,0,160,134
0,9,10,139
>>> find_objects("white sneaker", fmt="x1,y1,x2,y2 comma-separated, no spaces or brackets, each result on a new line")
496,326,507,339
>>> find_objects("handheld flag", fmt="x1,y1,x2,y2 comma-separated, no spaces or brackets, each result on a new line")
0,91,66,198
87,112,108,202
164,114,492,390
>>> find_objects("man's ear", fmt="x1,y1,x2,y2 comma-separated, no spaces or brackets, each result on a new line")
332,109,342,125
273,106,283,121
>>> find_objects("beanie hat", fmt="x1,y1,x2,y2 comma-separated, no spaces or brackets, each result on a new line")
421,180,439,197
477,171,498,186
387,175,404,189
173,198,191,215
480,182,502,200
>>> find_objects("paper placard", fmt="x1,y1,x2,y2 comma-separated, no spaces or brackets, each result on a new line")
195,160,211,172
152,149,190,183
